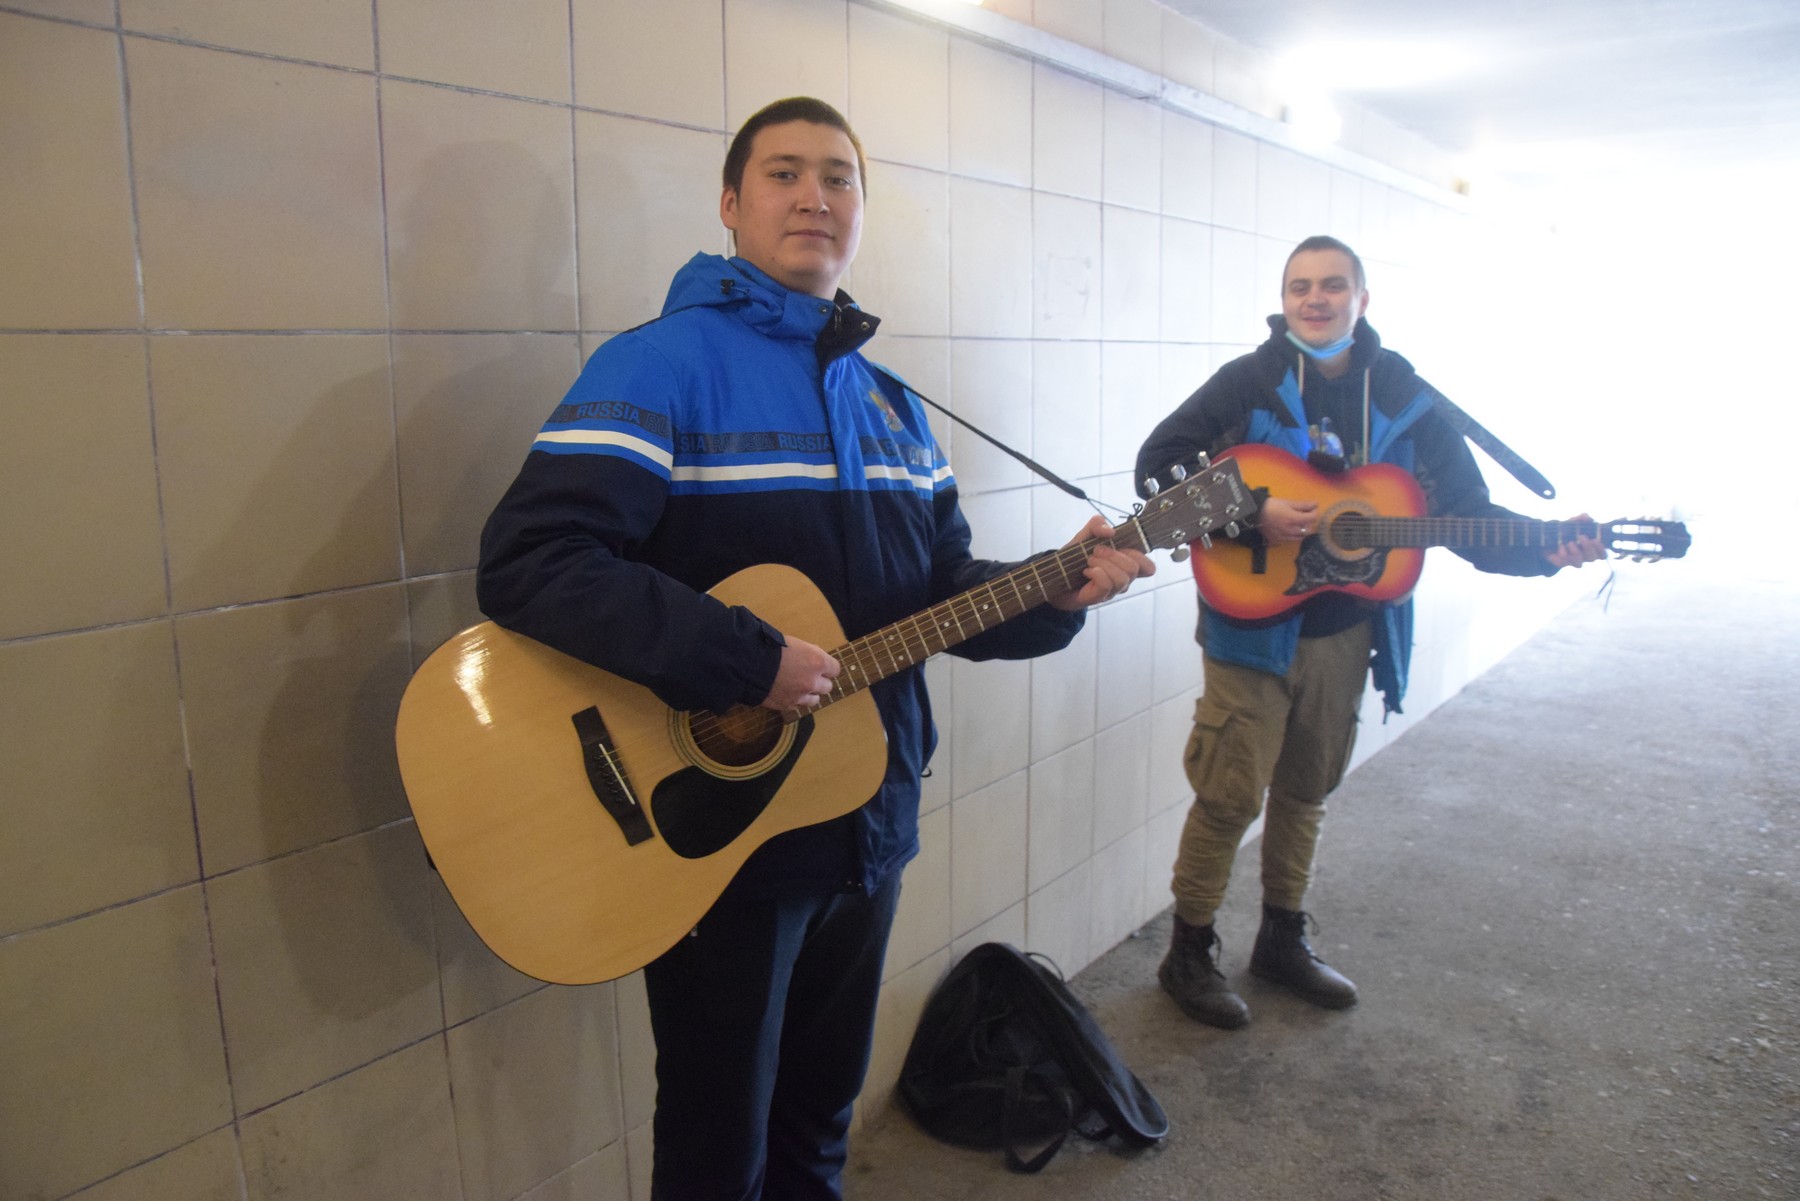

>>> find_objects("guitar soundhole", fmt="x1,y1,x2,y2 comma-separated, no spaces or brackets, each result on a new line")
688,706,785,771
1329,510,1372,552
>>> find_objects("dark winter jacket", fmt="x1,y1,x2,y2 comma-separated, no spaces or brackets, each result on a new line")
1135,315,1555,712
479,253,1083,898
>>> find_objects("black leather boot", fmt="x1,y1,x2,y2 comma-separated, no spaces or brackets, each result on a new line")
1249,905,1358,1009
1159,914,1250,1029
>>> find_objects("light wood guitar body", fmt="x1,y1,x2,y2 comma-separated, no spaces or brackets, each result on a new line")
395,459,1257,984
395,565,885,985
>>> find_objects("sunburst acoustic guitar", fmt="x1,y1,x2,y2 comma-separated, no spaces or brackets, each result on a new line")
1188,443,1690,621
395,458,1256,985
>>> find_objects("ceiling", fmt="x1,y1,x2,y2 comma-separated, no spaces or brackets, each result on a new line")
1159,0,1800,197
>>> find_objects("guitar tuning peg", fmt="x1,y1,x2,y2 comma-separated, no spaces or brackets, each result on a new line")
1197,533,1213,550
1193,452,1210,469
1170,545,1190,563
1224,521,1240,538
1143,477,1161,497
1168,464,1187,482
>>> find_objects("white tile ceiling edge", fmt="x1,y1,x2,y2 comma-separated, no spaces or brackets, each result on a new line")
852,0,1474,212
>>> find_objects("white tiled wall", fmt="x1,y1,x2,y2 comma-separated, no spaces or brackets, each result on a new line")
0,1,1592,1197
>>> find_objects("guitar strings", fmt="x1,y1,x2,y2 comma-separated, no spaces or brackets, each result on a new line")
683,472,1244,748
681,537,1106,747
1335,516,1604,548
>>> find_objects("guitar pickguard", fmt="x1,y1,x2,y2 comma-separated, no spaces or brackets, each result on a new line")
1287,537,1389,597
652,715,817,858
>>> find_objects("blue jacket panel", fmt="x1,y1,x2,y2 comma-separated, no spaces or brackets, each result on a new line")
479,253,1084,898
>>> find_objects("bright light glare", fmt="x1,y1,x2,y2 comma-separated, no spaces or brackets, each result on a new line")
1282,94,1343,147
1274,40,1471,150
1275,41,1479,93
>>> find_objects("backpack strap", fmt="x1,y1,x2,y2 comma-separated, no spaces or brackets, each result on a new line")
1016,949,1171,1147
1000,1065,1072,1174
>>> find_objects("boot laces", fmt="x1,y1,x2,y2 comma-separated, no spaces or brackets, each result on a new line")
1271,907,1327,961
1177,920,1227,975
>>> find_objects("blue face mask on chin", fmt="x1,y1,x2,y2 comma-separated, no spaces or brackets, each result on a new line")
1286,328,1354,360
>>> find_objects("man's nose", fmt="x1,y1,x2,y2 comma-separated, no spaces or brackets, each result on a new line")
795,174,828,212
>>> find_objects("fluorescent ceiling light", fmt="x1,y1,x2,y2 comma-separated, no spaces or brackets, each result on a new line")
1275,41,1480,93
1282,94,1343,148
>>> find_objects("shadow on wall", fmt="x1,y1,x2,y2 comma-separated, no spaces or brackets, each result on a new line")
191,137,584,1027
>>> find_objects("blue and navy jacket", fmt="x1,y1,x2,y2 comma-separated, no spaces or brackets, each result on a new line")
1135,316,1555,714
479,253,1083,899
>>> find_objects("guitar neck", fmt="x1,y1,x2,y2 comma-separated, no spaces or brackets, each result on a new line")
1345,516,1598,551
820,528,1142,707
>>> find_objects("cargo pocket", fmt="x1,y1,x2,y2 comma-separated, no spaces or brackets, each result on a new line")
1183,696,1275,824
1182,701,1233,799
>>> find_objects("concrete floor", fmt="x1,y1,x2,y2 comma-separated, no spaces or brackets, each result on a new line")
846,551,1798,1200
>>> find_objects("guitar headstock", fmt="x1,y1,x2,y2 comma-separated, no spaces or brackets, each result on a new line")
1601,518,1692,561
1134,456,1259,560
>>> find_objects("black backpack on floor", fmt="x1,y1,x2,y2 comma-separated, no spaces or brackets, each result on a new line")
897,942,1169,1173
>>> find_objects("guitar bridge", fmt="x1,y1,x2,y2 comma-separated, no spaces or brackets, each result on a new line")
571,706,654,846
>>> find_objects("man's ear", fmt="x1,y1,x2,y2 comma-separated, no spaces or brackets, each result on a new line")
720,187,739,232
1356,288,1371,320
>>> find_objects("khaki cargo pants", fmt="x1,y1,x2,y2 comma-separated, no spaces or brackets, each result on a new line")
1171,621,1372,927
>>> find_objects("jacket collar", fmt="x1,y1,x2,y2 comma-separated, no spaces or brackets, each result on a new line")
662,254,881,362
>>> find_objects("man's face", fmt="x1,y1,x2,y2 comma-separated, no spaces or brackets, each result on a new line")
1282,249,1369,349
721,120,863,299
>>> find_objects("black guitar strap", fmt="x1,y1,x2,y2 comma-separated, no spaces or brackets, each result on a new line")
1418,379,1557,500
870,365,1092,503
870,366,1556,505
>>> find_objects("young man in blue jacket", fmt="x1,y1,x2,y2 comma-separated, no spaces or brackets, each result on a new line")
1135,236,1603,1030
479,97,1151,1201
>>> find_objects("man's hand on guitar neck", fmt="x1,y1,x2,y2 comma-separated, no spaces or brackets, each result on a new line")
1545,514,1607,570
1049,515,1156,612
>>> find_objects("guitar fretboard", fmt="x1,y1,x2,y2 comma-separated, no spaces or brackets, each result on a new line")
819,530,1143,708
1333,516,1601,551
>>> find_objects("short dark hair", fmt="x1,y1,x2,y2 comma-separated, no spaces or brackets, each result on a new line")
722,96,867,197
1287,235,1366,291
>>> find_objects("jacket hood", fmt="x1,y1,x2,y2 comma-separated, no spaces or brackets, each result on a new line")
662,253,880,366
661,252,840,341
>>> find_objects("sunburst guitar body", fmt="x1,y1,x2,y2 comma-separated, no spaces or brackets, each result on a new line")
1190,443,1690,621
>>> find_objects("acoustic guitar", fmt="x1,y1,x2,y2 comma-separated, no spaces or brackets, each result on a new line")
1188,443,1690,621
395,458,1256,984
